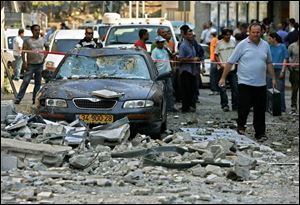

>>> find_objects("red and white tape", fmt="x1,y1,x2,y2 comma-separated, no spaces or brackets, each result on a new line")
2,48,299,66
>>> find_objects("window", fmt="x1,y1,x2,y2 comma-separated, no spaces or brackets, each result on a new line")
57,54,150,80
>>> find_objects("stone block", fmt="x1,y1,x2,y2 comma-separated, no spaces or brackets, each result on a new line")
1,100,16,122
1,155,18,171
43,124,66,136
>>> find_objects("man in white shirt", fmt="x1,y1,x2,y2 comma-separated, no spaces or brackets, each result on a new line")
204,21,217,45
214,28,238,112
13,28,24,80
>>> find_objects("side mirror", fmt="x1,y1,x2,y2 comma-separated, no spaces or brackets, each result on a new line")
42,70,54,83
155,72,171,81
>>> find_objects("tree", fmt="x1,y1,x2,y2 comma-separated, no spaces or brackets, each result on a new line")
30,2,63,20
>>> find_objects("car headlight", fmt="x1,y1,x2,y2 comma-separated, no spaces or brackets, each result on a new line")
123,100,154,108
46,99,67,107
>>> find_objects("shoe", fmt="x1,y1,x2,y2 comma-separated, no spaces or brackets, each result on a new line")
32,100,35,105
209,91,215,96
222,106,230,112
237,127,246,135
289,111,298,116
255,134,268,142
13,78,20,81
14,99,21,104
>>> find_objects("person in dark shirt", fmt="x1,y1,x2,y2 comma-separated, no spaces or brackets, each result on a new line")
285,22,299,46
75,27,103,48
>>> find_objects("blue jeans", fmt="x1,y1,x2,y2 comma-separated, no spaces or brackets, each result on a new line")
266,69,286,112
14,56,23,79
219,70,239,109
16,63,43,102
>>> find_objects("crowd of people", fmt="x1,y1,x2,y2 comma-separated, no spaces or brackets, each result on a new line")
136,17,298,142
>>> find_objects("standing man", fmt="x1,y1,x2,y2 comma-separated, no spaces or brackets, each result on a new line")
178,29,200,112
214,28,238,112
151,28,171,54
209,31,219,95
203,21,217,46
151,36,177,112
13,28,24,81
134,28,149,52
75,27,102,48
218,23,277,141
14,24,49,105
287,36,299,115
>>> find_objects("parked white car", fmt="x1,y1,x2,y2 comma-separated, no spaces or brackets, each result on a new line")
199,43,211,86
44,29,99,72
103,18,178,53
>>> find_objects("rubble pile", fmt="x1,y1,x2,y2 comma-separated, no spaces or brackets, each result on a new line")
1,100,299,204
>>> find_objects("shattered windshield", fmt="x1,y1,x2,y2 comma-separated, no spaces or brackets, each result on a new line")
56,54,150,80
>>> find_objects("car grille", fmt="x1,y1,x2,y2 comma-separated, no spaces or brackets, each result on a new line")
73,98,117,109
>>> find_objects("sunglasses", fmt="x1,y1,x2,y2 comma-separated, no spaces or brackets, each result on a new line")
86,32,93,35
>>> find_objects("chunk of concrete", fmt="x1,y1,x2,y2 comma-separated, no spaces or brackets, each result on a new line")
89,123,130,146
43,124,66,136
17,126,32,139
1,100,16,122
37,192,53,200
2,138,72,155
1,155,18,171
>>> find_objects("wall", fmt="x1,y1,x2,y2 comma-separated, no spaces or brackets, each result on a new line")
290,1,299,22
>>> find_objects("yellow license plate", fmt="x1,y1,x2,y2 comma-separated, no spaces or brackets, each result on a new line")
79,114,114,124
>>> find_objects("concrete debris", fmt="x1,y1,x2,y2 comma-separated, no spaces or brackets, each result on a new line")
1,100,16,122
89,117,130,146
1,155,18,171
1,108,298,204
5,113,29,131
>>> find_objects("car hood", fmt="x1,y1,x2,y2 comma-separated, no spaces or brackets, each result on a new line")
40,79,155,100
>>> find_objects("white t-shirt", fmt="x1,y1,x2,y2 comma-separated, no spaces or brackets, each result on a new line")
215,39,236,70
13,36,23,56
204,27,217,44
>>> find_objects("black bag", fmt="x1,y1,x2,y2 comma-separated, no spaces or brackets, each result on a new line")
267,88,281,116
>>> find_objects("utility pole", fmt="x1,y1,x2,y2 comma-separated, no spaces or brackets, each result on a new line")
183,1,186,24
129,1,132,18
136,1,139,18
109,1,113,12
142,1,145,18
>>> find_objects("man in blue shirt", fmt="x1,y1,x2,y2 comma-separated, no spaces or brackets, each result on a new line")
178,29,200,112
219,23,277,142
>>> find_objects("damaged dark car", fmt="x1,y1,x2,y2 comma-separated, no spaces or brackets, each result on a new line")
36,48,168,137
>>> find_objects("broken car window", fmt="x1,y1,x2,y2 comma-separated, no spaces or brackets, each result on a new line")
56,54,150,80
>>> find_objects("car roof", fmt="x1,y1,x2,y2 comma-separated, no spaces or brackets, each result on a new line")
53,29,99,40
4,29,32,37
70,47,148,57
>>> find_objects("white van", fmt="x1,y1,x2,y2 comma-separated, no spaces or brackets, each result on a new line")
103,17,178,53
44,29,99,71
